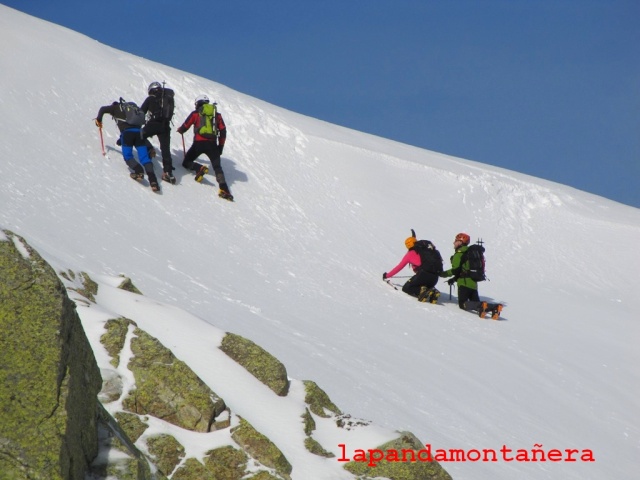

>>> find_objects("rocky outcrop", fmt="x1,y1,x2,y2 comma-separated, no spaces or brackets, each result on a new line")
90,404,157,480
0,230,102,479
0,230,452,480
100,317,226,432
303,380,342,417
231,417,292,479
219,332,290,396
343,431,453,480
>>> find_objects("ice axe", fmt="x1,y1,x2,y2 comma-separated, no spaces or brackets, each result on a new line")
98,124,105,156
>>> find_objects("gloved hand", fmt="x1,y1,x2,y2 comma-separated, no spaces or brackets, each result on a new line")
116,138,121,146
218,144,224,156
382,272,388,281
177,127,185,135
447,278,456,286
95,119,102,128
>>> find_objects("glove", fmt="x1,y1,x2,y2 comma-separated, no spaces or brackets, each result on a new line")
95,119,102,128
382,272,388,281
116,138,121,146
447,278,456,286
218,144,224,155
177,127,185,135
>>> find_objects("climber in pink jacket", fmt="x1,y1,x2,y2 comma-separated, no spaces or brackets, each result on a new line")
383,235,442,304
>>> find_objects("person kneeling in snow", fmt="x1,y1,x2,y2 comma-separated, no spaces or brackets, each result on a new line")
383,235,441,304
440,232,503,319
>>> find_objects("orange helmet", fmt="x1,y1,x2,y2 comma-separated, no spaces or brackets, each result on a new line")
405,237,417,249
455,233,470,245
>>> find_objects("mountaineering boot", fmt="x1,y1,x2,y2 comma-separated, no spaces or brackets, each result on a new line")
218,189,234,202
417,286,429,302
428,288,441,304
130,171,144,181
491,304,503,320
194,164,209,182
478,302,489,318
162,172,176,184
150,181,160,192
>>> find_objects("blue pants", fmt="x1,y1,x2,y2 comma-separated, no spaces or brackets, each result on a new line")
121,129,151,165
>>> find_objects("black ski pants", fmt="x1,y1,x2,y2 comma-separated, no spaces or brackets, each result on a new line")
457,285,480,310
142,121,173,173
402,270,439,298
182,140,229,189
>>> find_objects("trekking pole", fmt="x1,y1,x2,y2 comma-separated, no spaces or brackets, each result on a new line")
98,125,105,156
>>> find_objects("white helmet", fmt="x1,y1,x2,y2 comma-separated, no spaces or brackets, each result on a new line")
195,95,210,106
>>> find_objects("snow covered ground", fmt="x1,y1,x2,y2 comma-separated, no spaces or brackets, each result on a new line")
1,5,638,479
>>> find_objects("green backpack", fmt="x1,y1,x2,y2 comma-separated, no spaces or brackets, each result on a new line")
198,103,217,139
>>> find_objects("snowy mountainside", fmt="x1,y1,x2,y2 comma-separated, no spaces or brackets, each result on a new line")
1,5,638,480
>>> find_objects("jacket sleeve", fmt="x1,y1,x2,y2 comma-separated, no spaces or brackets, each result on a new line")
140,96,151,114
96,103,116,123
177,111,197,134
216,113,227,145
441,250,463,277
386,250,420,279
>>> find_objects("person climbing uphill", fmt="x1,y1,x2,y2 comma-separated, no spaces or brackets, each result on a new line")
383,232,442,303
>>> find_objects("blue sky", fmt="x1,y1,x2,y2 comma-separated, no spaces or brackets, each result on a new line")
6,0,638,207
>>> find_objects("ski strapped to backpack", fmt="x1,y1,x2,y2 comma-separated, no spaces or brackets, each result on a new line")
454,239,487,282
410,229,444,275
197,102,217,139
118,97,145,127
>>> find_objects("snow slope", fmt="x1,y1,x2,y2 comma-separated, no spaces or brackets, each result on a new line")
1,5,639,479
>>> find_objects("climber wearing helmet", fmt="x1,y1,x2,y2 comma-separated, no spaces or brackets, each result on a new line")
176,95,233,201
383,233,441,303
140,81,176,183
440,232,503,318
439,233,477,308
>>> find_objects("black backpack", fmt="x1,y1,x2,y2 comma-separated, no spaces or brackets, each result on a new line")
160,87,175,121
413,239,444,275
118,98,145,127
459,243,486,282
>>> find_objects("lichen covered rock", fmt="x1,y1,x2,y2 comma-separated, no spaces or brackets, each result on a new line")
343,431,453,480
172,446,248,480
123,327,226,432
231,417,292,479
0,230,102,479
118,275,142,295
90,404,157,480
303,380,341,418
146,433,185,476
220,332,290,396
101,317,132,368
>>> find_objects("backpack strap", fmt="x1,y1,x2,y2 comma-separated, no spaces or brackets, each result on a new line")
451,249,469,281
